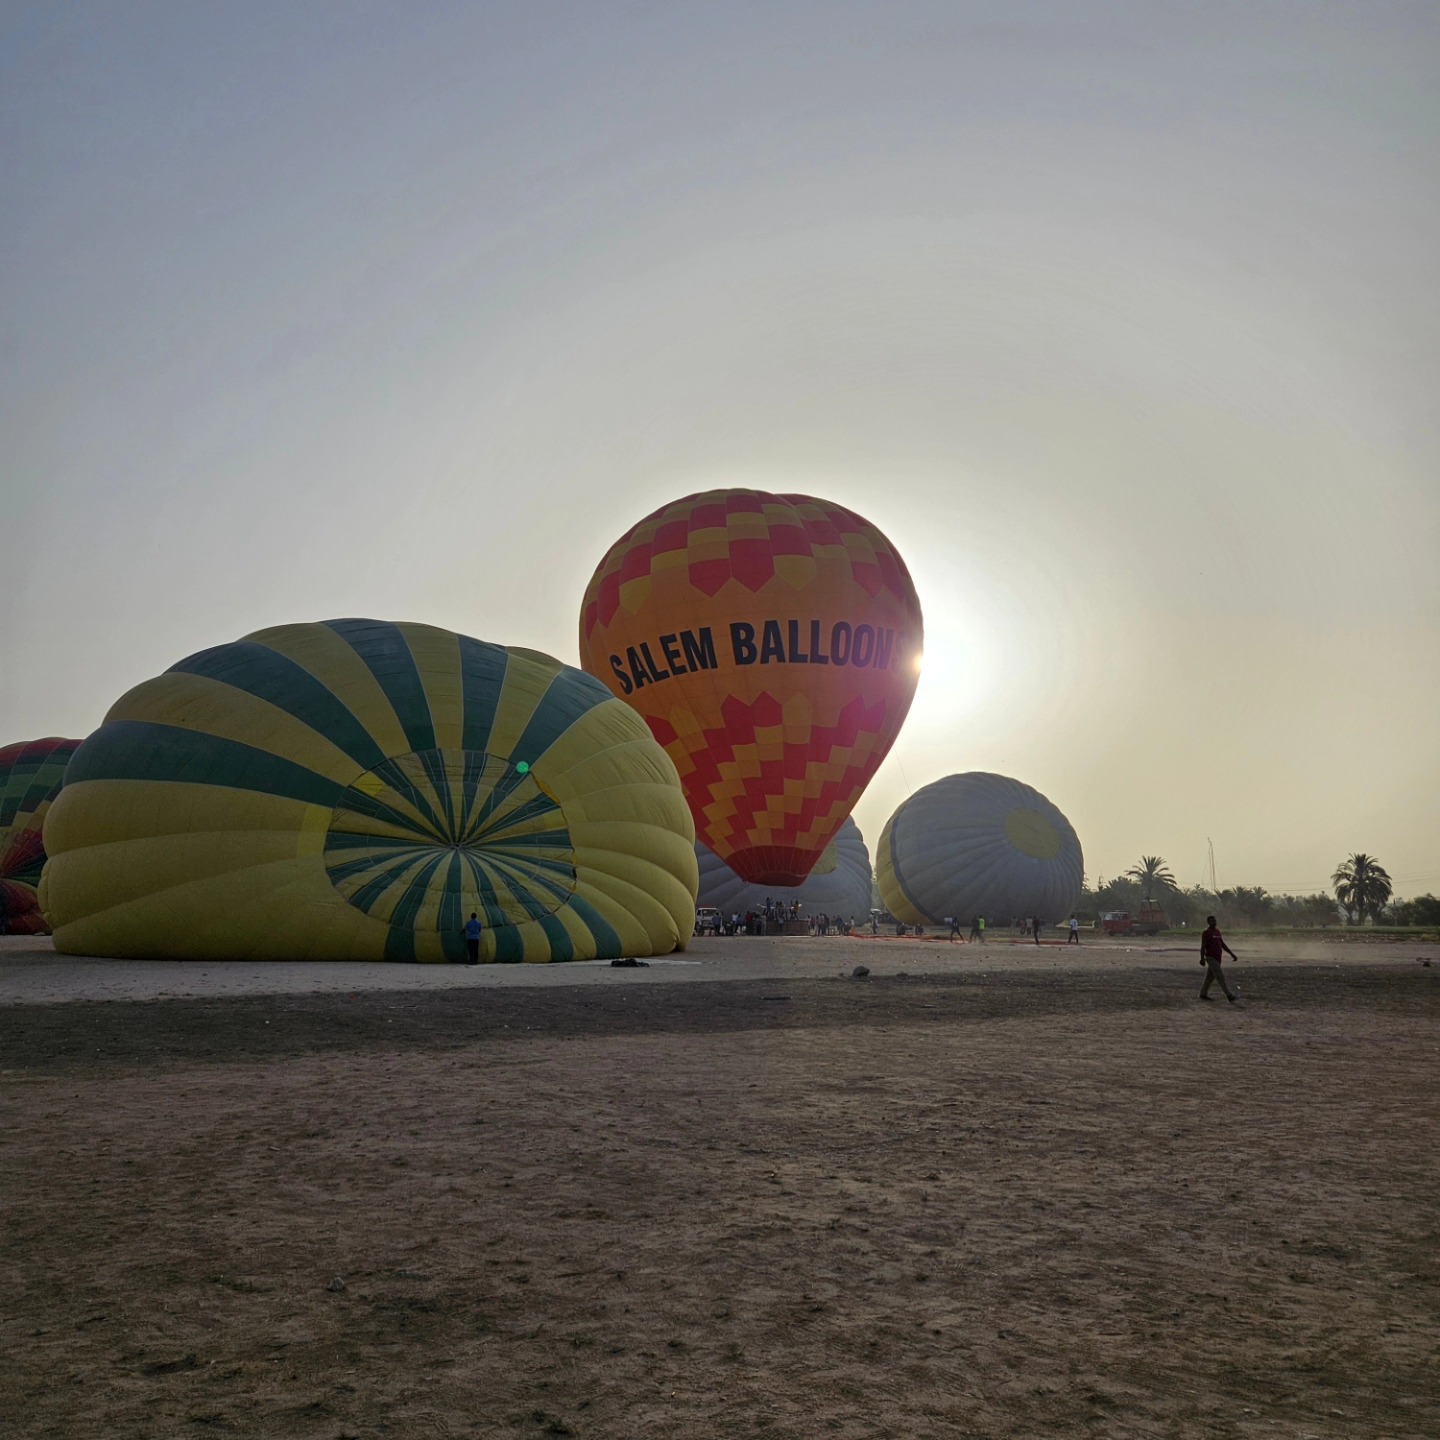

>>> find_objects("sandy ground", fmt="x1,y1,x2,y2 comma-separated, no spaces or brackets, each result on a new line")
4,930,1434,1004
2,935,1437,1439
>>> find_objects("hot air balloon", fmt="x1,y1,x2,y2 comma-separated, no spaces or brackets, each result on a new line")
0,737,82,935
41,621,696,962
696,815,873,924
877,772,1083,927
578,489,922,887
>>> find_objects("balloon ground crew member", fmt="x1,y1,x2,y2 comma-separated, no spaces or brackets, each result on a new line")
463,911,483,965
1199,914,1239,1002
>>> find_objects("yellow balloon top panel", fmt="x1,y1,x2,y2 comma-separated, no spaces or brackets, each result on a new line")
43,621,696,961
1003,807,1062,861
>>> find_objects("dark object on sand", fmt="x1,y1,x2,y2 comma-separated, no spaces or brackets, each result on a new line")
852,964,870,978
610,958,650,968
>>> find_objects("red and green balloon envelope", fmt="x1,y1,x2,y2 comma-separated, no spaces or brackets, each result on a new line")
578,488,923,886
1,737,82,935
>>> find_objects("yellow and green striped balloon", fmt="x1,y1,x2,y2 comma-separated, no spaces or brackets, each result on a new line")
42,620,698,961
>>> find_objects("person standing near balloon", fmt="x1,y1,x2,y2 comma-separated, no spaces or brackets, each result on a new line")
1068,915,1080,944
463,912,483,965
1032,916,1042,944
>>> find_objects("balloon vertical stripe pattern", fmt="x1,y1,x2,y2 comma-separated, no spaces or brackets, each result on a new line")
42,621,697,962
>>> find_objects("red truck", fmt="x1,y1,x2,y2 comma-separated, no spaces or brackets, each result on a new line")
1102,901,1169,937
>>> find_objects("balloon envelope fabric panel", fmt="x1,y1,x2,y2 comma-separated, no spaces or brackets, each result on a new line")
0,737,82,935
41,622,697,961
696,815,873,922
578,489,922,888
877,772,1083,927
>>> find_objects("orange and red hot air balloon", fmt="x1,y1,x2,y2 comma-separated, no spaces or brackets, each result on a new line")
579,489,923,886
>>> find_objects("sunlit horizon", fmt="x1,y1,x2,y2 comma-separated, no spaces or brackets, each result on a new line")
3,3,1435,901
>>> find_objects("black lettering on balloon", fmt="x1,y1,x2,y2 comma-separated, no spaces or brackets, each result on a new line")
682,626,717,671
639,641,668,682
609,654,633,696
626,646,650,689
830,622,851,666
852,624,875,668
873,627,895,671
730,622,757,665
809,619,830,664
786,619,809,663
760,620,786,664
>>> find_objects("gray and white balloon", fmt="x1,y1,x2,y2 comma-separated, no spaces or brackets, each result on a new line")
697,816,872,921
877,772,1083,926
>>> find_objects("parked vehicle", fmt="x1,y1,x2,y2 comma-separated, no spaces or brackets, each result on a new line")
1102,900,1169,937
1134,898,1169,935
694,906,723,936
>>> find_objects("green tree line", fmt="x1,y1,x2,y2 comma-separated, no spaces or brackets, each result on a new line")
1075,852,1440,929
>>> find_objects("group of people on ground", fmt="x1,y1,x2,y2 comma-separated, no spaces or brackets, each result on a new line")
702,902,860,937
943,913,1083,943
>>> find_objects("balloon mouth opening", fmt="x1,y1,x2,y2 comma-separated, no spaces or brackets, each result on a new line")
324,748,578,929
721,845,825,889
0,880,49,934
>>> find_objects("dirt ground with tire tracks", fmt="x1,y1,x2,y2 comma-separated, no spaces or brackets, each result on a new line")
2,935,1437,1439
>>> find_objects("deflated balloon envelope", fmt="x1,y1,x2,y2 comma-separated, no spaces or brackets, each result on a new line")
877,772,1083,926
578,488,922,888
0,737,82,935
42,620,697,961
696,815,873,922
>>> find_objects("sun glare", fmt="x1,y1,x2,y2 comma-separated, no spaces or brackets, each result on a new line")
912,608,999,724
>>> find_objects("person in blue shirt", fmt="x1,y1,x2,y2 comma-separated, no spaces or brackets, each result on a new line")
463,912,483,965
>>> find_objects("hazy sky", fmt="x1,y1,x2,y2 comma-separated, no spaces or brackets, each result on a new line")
4,2,1437,898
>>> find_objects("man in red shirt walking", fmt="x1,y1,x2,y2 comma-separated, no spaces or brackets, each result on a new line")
1199,915,1239,1002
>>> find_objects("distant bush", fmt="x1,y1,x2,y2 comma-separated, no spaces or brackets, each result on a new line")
1389,893,1440,927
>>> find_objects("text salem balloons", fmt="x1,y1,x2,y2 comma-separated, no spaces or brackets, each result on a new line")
877,772,1083,926
41,620,697,961
579,489,923,886
0,737,82,935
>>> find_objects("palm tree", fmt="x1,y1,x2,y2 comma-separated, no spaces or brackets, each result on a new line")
1331,853,1393,926
1124,855,1177,896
